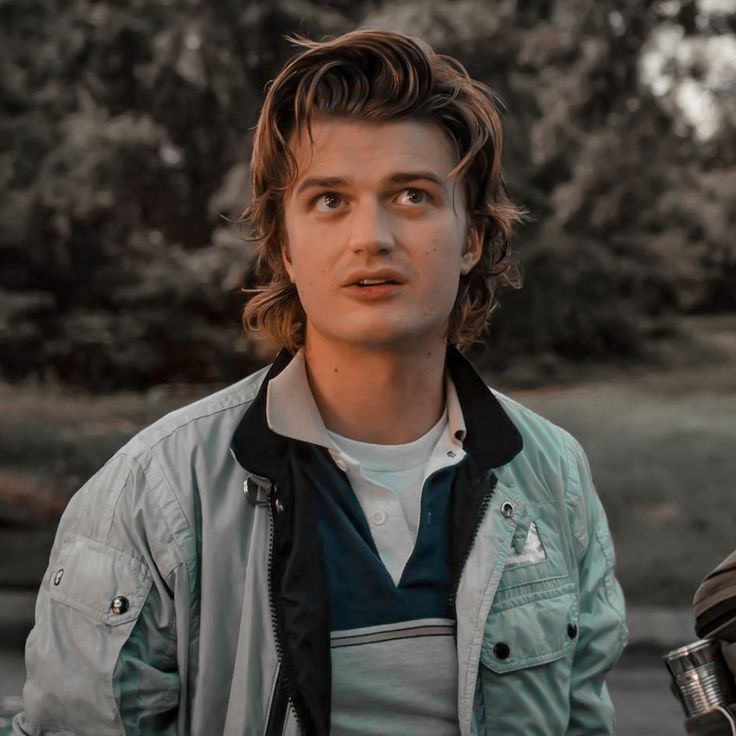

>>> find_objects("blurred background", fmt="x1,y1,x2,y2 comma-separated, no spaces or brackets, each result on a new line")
1,0,735,732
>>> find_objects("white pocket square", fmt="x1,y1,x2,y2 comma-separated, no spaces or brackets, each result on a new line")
505,522,547,569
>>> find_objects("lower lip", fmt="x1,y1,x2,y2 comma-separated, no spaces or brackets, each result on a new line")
343,283,402,299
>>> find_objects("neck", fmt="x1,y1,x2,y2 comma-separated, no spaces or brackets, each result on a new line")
302,336,448,445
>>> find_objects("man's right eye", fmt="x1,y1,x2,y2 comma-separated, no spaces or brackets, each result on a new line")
313,192,343,212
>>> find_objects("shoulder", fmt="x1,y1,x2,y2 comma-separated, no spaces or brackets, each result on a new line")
489,386,582,469
490,386,605,558
56,363,272,573
119,363,271,462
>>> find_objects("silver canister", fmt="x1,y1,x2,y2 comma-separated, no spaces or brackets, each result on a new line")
664,639,736,717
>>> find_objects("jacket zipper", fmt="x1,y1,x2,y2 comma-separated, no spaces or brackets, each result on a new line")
262,478,307,736
448,471,498,617
257,463,489,733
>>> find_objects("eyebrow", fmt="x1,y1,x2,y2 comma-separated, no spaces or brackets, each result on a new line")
295,171,446,197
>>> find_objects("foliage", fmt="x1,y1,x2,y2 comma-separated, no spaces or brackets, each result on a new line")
1,0,734,388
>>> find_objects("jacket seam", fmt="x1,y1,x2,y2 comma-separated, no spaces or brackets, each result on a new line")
158,564,186,697
562,430,629,657
124,387,262,462
102,455,136,547
113,451,193,578
148,450,195,574
560,429,588,558
163,559,189,640
110,395,260,577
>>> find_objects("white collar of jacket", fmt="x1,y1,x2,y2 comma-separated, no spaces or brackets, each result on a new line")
231,344,522,481
265,346,467,452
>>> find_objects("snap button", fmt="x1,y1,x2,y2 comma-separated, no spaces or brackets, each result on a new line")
110,596,129,615
493,642,510,660
567,622,578,639
500,501,515,519
274,499,284,514
371,509,387,525
53,569,64,586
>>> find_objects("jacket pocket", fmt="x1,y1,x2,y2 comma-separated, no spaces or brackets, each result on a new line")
48,534,152,625
495,501,572,597
20,534,154,735
480,587,578,674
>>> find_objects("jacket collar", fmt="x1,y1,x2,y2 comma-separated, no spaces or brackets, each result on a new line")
231,344,523,480
265,347,467,452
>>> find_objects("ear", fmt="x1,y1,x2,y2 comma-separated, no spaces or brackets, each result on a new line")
459,227,482,276
280,242,296,284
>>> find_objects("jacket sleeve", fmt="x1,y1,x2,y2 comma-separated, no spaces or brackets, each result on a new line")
563,433,629,736
12,453,190,736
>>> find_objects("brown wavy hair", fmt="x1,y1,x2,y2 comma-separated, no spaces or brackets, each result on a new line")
239,28,525,352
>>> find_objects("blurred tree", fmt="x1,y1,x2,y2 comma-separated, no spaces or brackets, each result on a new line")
1,0,734,388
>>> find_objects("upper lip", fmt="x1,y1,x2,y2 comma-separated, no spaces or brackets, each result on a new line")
343,269,407,287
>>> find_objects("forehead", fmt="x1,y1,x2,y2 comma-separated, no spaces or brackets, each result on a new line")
286,117,460,190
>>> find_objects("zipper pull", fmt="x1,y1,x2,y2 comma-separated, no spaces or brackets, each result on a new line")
243,471,273,508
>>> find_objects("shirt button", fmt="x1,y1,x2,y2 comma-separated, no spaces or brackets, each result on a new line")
567,622,578,639
110,596,129,615
371,510,387,525
446,450,456,458
493,642,510,660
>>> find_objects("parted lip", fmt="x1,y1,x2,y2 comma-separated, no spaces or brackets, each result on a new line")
342,269,408,287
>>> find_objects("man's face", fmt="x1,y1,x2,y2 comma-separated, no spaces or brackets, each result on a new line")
281,117,481,352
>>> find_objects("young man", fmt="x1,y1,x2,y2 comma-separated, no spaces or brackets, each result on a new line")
15,29,628,736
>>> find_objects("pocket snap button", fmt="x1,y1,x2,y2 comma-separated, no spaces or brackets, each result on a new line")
500,502,514,519
111,596,130,615
567,622,578,639
493,642,510,659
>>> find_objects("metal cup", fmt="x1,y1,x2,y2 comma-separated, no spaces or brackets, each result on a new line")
664,639,736,718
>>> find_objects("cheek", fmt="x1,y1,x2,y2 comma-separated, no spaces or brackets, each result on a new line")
421,233,464,286
290,252,330,307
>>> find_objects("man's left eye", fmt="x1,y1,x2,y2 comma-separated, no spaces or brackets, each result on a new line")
397,188,429,205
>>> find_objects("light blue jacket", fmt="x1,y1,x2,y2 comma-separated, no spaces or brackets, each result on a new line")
14,347,628,735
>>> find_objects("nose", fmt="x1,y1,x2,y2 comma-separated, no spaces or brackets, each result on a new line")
347,197,395,256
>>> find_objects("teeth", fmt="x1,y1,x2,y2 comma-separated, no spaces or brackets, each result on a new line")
358,279,390,285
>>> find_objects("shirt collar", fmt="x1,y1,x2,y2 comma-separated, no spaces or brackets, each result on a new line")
265,348,466,451
231,344,522,480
